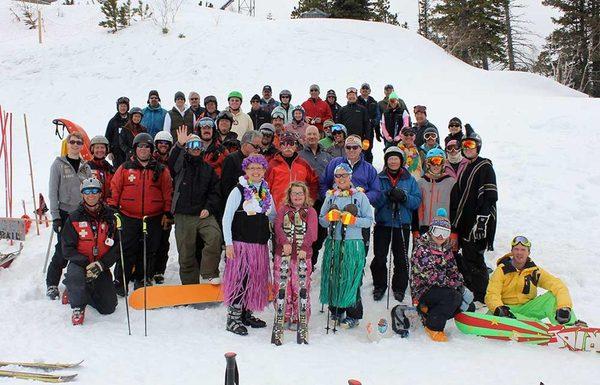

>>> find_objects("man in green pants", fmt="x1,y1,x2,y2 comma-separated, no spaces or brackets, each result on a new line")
169,126,223,285
485,236,585,326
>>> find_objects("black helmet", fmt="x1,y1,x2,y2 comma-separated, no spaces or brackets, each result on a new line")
461,123,482,153
133,133,154,151
216,110,234,124
279,89,292,101
129,107,143,117
204,95,217,107
116,96,130,110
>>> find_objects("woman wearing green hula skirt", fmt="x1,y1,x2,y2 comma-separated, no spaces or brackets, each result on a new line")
319,163,374,329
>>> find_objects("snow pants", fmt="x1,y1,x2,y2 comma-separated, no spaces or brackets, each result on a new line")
174,214,222,284
370,225,410,298
507,292,579,326
311,199,328,269
153,224,172,277
273,253,313,323
419,286,462,332
46,209,69,287
63,263,117,314
114,214,162,285
459,240,488,302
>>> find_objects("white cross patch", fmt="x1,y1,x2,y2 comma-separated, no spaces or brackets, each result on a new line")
128,173,136,182
78,229,88,238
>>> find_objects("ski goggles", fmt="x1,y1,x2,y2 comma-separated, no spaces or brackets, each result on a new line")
424,133,438,141
198,117,215,128
430,225,451,239
446,145,459,152
186,140,202,150
331,125,346,134
280,139,296,147
427,156,444,166
155,140,171,146
346,87,358,94
117,96,130,105
259,129,274,137
511,236,531,248
271,111,285,120
82,187,101,195
462,139,477,149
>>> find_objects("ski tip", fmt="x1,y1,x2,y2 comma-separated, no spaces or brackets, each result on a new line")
348,380,362,385
224,352,237,359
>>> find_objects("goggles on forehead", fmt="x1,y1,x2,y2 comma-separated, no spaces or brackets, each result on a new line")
272,112,285,120
430,225,451,239
427,156,445,166
186,140,202,150
82,187,102,195
462,139,477,149
511,236,531,248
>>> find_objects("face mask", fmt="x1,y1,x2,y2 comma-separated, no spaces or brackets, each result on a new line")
447,151,463,163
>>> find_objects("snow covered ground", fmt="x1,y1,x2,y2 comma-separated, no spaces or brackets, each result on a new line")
1,2,600,384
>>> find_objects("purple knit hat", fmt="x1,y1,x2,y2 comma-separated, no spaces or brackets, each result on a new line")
242,154,268,171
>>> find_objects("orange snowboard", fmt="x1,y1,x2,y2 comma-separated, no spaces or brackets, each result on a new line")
54,118,92,161
128,283,224,310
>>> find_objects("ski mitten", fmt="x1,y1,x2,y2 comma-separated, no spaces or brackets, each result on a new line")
555,307,571,324
472,215,489,240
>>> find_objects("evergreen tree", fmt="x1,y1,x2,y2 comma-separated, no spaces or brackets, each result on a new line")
99,0,119,33
499,0,535,71
418,0,432,38
329,0,372,20
118,0,133,28
536,0,599,97
371,0,399,25
291,0,330,18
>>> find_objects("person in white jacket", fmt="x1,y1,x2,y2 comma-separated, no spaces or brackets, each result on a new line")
163,91,188,137
226,91,254,137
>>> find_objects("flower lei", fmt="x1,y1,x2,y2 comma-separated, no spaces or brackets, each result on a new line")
240,176,272,214
326,186,364,197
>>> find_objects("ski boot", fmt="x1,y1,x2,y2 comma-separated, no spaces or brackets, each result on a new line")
340,317,359,329
133,278,153,290
393,291,404,302
114,280,126,297
424,327,448,342
207,277,221,285
46,285,59,300
61,289,69,305
153,274,165,285
242,309,266,328
226,305,248,336
71,307,85,326
372,287,385,301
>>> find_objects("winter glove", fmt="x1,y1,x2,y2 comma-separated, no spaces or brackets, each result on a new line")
472,215,489,241
52,218,62,233
388,187,407,203
494,305,516,319
326,209,341,222
340,211,357,226
85,261,104,283
412,230,420,240
161,214,172,230
555,307,571,325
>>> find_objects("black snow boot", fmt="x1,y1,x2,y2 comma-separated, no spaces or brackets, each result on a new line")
227,305,248,336
46,285,59,300
242,309,266,328
373,287,386,301
114,280,126,297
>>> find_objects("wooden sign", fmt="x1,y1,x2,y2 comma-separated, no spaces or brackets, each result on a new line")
0,218,26,241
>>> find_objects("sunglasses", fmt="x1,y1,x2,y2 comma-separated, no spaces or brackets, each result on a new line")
280,140,296,147
428,156,444,166
345,145,360,150
190,98,199,101
82,187,101,195
334,173,350,179
137,143,151,149
430,225,451,238
248,143,262,151
69,140,83,146
186,141,202,150
424,133,438,140
511,236,531,248
449,124,461,128
251,100,260,103
402,131,415,137
446,145,459,152
462,139,477,149
281,96,290,99
156,140,171,146
149,97,159,100
310,88,319,92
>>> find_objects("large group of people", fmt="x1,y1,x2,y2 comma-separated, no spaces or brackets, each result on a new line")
46,84,585,341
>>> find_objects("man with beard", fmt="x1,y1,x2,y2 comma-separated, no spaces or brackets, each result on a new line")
197,117,229,177
185,91,206,129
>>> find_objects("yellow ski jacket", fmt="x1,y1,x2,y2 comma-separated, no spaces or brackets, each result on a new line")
485,253,572,312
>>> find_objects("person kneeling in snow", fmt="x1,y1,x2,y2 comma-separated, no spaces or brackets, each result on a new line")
410,208,473,342
62,178,118,325
485,236,586,327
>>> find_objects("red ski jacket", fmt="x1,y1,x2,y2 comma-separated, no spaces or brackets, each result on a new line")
109,158,173,218
301,97,332,131
265,153,319,210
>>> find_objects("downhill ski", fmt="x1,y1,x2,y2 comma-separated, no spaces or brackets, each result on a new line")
294,210,309,344
0,360,83,370
271,212,293,346
0,369,77,383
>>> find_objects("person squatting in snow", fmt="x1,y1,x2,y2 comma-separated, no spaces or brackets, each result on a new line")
44,85,584,340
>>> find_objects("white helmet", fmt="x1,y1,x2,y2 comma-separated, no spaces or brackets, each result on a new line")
80,177,102,192
154,131,173,145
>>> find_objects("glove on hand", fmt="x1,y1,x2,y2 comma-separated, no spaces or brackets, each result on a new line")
388,188,407,203
340,211,357,226
85,261,104,283
53,219,62,233
494,305,516,319
555,307,571,325
472,215,489,240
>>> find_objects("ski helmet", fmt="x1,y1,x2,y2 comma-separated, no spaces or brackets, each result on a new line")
116,96,130,110
228,91,243,102
250,94,261,103
390,305,410,338
204,95,218,107
425,148,446,160
154,131,173,145
461,124,482,154
279,89,292,101
132,133,154,151
331,123,347,136
129,107,144,117
89,135,109,150
197,117,215,129
384,146,404,167
292,105,305,120
80,177,102,193
216,110,234,125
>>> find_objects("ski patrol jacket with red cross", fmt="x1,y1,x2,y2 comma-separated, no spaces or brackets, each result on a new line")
88,158,115,200
109,157,173,219
62,203,119,269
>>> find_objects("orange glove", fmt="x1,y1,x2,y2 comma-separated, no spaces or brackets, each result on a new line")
450,233,459,252
362,139,370,150
412,230,420,239
326,209,341,222
340,211,357,226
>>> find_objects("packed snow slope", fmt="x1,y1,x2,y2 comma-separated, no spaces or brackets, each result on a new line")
1,2,600,385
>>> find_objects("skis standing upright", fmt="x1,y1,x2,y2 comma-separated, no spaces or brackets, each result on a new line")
294,209,309,344
271,212,293,346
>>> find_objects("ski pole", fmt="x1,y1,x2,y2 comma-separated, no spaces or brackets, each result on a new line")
325,203,338,334
387,203,397,310
142,215,148,337
398,221,408,305
224,352,239,385
42,229,54,274
114,213,131,336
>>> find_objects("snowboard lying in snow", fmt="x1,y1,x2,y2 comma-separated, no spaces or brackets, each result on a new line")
455,311,600,352
129,284,276,310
